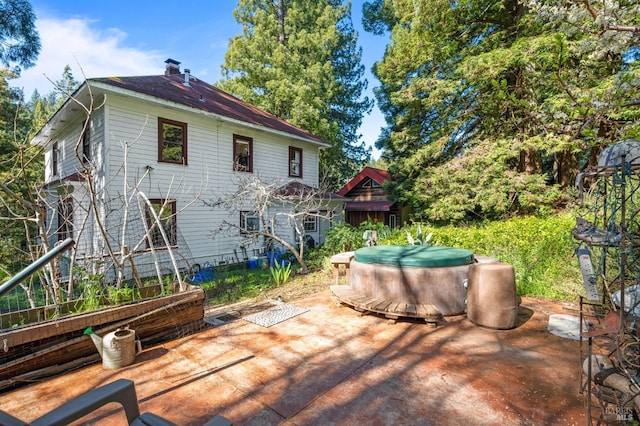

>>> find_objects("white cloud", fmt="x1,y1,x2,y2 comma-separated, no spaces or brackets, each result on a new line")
14,17,166,97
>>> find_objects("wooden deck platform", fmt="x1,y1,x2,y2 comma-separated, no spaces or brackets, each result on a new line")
330,285,442,325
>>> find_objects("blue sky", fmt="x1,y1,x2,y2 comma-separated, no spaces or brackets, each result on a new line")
15,0,387,158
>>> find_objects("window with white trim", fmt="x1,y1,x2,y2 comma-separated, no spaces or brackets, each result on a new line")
304,215,317,232
362,178,381,188
145,199,177,248
240,211,259,233
57,197,73,241
389,214,397,230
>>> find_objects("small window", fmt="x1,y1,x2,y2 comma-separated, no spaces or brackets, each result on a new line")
240,211,259,233
389,214,397,230
289,147,303,177
362,178,382,188
57,197,73,241
233,135,253,172
52,142,59,176
304,215,317,232
145,199,177,248
158,118,187,164
81,120,90,164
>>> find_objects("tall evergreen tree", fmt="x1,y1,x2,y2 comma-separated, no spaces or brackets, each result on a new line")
363,0,639,222
219,0,373,190
0,65,79,280
0,69,39,278
0,0,41,73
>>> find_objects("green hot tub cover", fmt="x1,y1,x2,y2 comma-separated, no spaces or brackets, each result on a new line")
354,245,474,268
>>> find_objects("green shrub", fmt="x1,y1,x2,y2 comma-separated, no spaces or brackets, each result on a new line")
270,261,292,286
326,214,582,300
107,286,141,304
321,222,362,254
425,214,582,299
73,266,105,312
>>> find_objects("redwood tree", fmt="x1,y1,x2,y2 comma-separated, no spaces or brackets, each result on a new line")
363,0,639,222
219,0,373,190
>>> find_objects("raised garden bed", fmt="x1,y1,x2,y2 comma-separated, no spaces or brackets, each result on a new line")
0,285,205,393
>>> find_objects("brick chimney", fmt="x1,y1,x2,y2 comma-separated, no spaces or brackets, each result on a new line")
165,58,181,76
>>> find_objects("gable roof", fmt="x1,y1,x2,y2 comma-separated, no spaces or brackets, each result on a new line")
32,72,330,148
337,167,391,197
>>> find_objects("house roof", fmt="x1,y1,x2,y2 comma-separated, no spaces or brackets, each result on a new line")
337,167,391,197
344,200,396,212
277,181,348,201
31,71,330,148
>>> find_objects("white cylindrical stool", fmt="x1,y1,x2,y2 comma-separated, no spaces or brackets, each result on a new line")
467,263,519,329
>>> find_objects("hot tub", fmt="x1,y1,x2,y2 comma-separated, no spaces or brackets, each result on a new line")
349,245,475,316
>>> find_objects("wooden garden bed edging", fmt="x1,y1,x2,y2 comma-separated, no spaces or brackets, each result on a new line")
0,287,205,391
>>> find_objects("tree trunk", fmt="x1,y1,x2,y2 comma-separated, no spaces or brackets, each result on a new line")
555,148,578,188
278,0,285,45
518,148,542,174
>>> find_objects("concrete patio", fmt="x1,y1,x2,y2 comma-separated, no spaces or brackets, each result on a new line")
0,289,586,425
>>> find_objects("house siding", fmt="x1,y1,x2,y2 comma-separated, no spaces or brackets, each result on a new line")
34,70,337,284
43,94,324,280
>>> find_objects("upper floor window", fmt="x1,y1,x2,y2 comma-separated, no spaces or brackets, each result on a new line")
81,120,90,164
145,199,177,248
52,142,59,176
233,134,253,172
158,118,187,164
57,197,73,241
289,147,302,178
240,211,259,233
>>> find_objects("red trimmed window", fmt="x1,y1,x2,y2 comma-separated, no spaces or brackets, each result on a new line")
233,134,253,172
158,118,187,164
289,147,302,177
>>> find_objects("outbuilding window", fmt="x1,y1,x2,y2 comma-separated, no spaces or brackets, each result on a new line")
303,215,317,232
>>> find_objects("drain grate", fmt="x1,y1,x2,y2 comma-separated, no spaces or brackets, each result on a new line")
204,312,238,326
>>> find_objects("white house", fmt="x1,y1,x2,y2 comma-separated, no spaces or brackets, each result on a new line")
31,59,342,283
